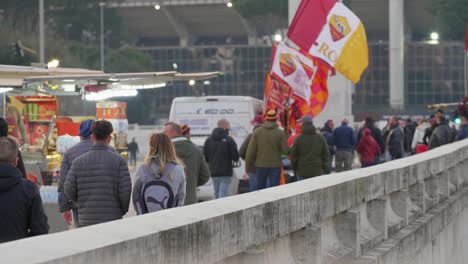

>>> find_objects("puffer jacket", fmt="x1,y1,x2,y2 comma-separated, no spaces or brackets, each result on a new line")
203,128,239,177
429,123,453,149
290,123,330,178
245,122,289,172
64,144,131,227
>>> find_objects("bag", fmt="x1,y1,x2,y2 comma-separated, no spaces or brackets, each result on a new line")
139,162,177,214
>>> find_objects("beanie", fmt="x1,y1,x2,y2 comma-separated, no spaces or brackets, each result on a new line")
79,119,94,138
180,124,190,136
265,109,278,122
300,115,313,124
0,117,7,137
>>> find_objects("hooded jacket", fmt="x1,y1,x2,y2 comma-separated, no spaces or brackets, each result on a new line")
173,137,210,205
203,128,239,177
0,163,48,242
64,144,131,227
290,123,330,178
245,122,289,172
356,128,382,164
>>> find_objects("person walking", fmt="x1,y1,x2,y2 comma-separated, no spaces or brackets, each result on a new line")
404,118,417,155
356,128,382,167
0,117,26,178
332,119,356,172
321,120,335,173
163,122,210,205
429,116,453,149
239,118,264,192
0,137,49,243
387,116,404,160
64,120,131,227
127,138,139,168
203,119,239,199
133,133,186,214
290,116,330,180
411,119,429,154
245,109,289,189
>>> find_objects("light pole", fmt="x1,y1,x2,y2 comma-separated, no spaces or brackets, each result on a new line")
99,2,105,71
39,0,45,63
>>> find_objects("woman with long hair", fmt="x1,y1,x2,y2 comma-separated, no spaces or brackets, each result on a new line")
133,133,186,214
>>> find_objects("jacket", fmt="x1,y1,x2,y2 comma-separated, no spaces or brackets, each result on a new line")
132,161,186,214
0,163,48,243
332,124,356,152
429,123,453,149
458,124,468,140
321,125,335,155
356,128,381,164
404,122,417,152
357,125,384,152
411,124,427,149
58,138,115,212
203,128,239,177
172,137,210,205
290,123,330,178
245,122,289,172
387,124,404,158
64,144,131,227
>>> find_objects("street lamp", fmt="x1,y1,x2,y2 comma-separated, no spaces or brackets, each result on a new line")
227,2,233,8
188,80,196,86
47,59,60,68
430,32,439,41
274,34,282,42
154,4,161,10
99,2,105,71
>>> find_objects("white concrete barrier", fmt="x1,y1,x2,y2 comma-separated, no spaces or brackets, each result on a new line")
2,140,468,264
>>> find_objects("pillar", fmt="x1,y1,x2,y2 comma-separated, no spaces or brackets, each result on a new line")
389,0,405,110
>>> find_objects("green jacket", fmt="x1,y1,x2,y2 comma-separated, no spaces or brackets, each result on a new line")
173,137,210,205
245,122,289,172
290,123,330,178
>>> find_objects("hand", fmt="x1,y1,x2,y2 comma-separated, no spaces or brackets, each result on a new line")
242,173,249,181
61,210,72,225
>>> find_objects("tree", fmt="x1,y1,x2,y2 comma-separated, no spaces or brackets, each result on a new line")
431,0,468,40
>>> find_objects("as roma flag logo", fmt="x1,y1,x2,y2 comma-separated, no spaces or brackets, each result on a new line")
279,53,297,77
329,15,351,42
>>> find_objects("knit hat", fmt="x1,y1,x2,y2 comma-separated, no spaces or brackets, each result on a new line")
79,119,94,138
265,109,278,122
300,115,313,124
180,124,190,136
0,117,7,137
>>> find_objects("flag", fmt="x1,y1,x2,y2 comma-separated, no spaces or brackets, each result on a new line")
270,42,317,101
287,0,368,83
465,23,468,52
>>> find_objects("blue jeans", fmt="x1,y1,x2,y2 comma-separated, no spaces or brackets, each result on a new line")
129,152,137,166
212,177,231,199
72,207,80,228
248,172,258,192
256,168,281,190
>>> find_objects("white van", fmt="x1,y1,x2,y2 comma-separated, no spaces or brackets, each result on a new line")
169,96,263,200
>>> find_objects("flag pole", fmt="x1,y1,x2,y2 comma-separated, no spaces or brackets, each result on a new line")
465,51,467,97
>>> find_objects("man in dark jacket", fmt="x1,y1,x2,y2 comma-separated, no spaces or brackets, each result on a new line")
0,117,26,178
387,116,404,160
321,120,335,173
239,122,263,192
64,120,131,227
164,122,210,204
246,109,289,189
127,138,139,167
58,119,95,227
203,119,239,199
404,118,417,155
332,119,356,172
429,116,453,149
0,137,48,242
291,116,330,179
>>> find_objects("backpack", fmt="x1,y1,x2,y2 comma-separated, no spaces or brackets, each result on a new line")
139,162,177,214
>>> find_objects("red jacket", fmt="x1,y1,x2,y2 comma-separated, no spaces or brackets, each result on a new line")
357,128,381,164
288,123,302,147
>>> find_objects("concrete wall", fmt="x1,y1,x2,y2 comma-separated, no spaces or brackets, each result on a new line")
2,140,468,264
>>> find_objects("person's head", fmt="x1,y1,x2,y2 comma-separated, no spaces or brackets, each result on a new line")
389,116,398,127
217,119,230,130
0,137,19,166
79,119,94,139
325,119,334,129
362,128,372,137
132,137,136,142
0,117,8,137
364,117,374,127
300,115,313,126
436,115,446,125
145,133,182,173
458,97,468,121
341,118,349,126
180,124,191,138
265,109,278,122
163,122,182,139
418,118,426,126
429,118,437,127
91,120,113,144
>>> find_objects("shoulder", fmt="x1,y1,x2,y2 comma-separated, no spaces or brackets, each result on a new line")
21,179,40,199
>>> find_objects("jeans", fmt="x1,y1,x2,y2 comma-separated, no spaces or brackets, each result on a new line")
248,172,258,192
335,150,353,172
72,207,80,228
256,168,281,190
212,177,231,199
129,152,137,167
297,176,305,181
361,162,376,168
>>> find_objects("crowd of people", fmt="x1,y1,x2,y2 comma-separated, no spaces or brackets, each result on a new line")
1,97,468,243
